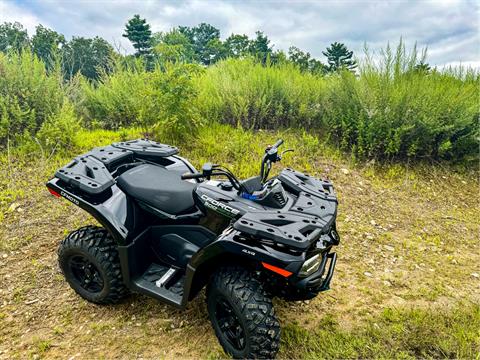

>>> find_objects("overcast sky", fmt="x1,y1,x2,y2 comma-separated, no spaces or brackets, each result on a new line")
1,0,479,68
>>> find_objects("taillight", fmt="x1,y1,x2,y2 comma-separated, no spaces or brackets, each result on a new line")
48,188,61,198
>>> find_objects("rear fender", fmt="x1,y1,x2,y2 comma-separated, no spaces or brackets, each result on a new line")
47,178,129,245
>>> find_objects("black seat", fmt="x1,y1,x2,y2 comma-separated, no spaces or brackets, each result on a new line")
117,164,197,215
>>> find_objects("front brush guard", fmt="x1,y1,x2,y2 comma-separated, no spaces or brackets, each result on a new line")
295,252,337,292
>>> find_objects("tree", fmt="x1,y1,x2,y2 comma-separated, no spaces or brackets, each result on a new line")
179,23,221,65
0,22,29,52
62,36,113,80
31,25,65,71
288,46,311,71
123,15,152,57
271,49,288,65
414,61,431,74
224,34,250,58
249,31,273,64
322,42,357,72
152,29,195,63
308,58,328,75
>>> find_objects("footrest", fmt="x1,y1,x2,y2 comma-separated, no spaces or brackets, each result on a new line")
131,263,185,307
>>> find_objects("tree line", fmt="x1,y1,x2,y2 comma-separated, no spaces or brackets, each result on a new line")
0,15,358,80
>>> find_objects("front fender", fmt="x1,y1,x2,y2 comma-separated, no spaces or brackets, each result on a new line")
182,227,305,303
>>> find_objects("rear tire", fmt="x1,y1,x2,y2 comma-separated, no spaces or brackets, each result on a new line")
58,226,129,304
206,267,280,359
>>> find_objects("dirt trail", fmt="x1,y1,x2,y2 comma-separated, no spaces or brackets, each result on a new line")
1,160,479,358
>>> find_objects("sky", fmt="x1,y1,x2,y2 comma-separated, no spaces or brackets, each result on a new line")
1,0,479,68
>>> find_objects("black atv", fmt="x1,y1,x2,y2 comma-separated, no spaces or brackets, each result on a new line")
46,138,339,359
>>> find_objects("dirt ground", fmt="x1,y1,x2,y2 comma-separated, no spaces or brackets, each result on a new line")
1,156,479,358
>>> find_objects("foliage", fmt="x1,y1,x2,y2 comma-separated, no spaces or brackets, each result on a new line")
195,50,478,161
152,29,196,64
323,42,357,72
0,22,29,53
249,31,273,65
31,25,65,72
288,46,327,74
62,36,114,80
179,23,222,65
137,63,203,141
123,14,153,58
320,42,479,160
36,101,81,152
224,34,250,58
80,59,202,141
195,58,326,129
0,30,477,162
0,51,65,145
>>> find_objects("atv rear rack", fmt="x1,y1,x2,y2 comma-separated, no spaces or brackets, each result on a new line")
53,140,182,196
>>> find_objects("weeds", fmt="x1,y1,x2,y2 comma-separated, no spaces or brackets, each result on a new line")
282,303,480,359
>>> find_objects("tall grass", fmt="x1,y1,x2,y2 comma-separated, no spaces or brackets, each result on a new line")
322,42,479,160
0,51,66,145
196,48,479,161
79,59,202,141
0,44,478,162
195,57,326,129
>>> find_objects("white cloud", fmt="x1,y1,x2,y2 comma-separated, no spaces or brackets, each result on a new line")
0,0,48,34
0,0,478,67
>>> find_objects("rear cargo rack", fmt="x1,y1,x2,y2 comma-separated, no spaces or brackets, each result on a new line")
55,156,115,195
112,139,178,158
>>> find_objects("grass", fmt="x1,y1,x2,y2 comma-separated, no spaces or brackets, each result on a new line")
282,304,480,359
0,124,479,358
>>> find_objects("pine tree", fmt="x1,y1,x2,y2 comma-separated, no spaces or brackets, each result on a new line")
123,15,152,57
249,31,272,65
322,42,357,72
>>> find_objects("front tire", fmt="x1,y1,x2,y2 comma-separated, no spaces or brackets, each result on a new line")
58,226,129,304
206,267,280,359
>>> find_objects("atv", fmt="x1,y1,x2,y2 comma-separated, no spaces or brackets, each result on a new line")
46,138,339,359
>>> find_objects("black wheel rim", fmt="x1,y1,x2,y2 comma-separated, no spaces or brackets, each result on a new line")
68,255,104,293
215,296,246,351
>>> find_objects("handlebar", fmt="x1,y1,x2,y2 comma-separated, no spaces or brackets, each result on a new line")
182,139,289,194
181,172,204,180
272,139,284,149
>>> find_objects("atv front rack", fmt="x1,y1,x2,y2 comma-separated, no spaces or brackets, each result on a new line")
232,168,338,250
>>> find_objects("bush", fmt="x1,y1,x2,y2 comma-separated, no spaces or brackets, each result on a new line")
79,60,202,141
36,101,81,152
0,51,65,145
321,44,479,160
195,57,326,129
195,50,479,162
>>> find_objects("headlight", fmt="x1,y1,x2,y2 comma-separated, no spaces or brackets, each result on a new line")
299,254,321,277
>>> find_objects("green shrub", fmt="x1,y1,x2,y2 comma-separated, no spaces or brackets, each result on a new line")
0,51,65,145
321,43,479,160
78,59,147,129
195,57,326,129
79,60,202,141
195,49,479,162
36,101,81,152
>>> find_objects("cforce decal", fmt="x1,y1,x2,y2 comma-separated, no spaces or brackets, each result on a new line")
201,194,240,218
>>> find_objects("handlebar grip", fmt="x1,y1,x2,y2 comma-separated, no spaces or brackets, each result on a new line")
272,139,284,149
181,172,204,180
